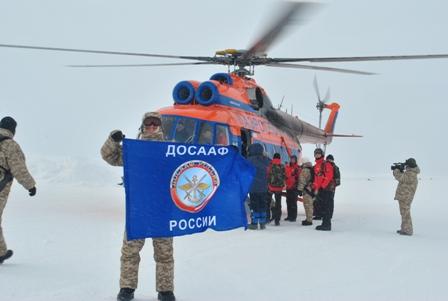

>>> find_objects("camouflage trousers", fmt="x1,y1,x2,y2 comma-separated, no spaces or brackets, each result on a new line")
398,199,413,235
0,186,12,256
120,231,174,292
302,193,314,222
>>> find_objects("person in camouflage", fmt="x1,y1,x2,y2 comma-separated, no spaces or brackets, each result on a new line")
0,117,36,264
296,157,314,226
393,158,420,236
101,112,175,301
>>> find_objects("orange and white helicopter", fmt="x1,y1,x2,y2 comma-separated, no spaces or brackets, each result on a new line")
1,2,448,162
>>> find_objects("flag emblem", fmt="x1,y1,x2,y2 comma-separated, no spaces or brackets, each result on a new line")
170,160,220,213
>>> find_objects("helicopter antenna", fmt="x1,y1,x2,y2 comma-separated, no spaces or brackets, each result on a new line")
313,75,330,129
277,95,285,110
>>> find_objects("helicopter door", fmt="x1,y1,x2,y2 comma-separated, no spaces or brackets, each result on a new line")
240,129,250,158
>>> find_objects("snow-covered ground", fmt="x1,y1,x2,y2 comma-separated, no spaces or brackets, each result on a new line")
1,156,447,301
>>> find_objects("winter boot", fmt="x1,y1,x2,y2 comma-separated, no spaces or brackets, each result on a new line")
316,225,331,231
302,220,312,226
0,250,13,264
117,288,135,301
397,230,411,236
158,291,176,301
248,223,258,230
259,223,266,230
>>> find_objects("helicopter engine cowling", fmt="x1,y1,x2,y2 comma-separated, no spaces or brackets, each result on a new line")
172,80,201,104
195,81,220,106
209,73,233,85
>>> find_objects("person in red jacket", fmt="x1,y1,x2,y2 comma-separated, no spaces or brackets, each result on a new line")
311,148,335,231
284,155,300,222
267,153,286,226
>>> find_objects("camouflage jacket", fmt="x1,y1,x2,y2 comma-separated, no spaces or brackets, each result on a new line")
394,166,420,202
296,161,313,194
0,128,36,192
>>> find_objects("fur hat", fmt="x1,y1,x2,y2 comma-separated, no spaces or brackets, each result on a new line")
0,116,17,135
302,157,311,164
405,158,417,168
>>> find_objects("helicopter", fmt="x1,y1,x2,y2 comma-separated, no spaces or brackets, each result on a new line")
1,2,448,162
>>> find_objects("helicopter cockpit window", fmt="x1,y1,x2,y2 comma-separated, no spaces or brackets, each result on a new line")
215,125,229,146
173,118,196,143
161,116,175,140
197,122,213,145
246,87,264,110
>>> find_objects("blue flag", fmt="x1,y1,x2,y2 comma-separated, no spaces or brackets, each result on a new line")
122,139,256,239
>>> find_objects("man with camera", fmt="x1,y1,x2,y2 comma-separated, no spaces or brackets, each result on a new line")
392,158,420,236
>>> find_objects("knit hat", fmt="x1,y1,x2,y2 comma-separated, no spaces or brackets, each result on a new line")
326,154,334,160
302,157,310,164
0,116,17,136
405,158,417,168
273,153,281,159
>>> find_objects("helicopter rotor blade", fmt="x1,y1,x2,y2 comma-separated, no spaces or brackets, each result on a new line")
266,62,376,75
0,43,213,62
313,75,322,103
271,54,448,63
66,62,214,68
313,75,323,129
240,2,322,61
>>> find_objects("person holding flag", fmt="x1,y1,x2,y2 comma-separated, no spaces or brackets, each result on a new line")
101,112,175,301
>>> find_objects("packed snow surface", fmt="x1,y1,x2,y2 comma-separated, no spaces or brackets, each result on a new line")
1,157,447,301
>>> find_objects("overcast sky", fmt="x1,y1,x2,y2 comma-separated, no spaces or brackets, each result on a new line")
1,0,447,176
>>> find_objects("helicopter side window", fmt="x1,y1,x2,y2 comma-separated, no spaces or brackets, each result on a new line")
215,125,229,146
262,144,270,158
161,116,175,140
246,87,264,110
174,118,196,143
271,145,277,159
197,122,213,145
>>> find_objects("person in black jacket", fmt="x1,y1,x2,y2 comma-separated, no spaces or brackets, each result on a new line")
247,143,270,230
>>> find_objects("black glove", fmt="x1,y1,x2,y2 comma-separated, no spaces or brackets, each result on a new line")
297,190,303,197
29,187,36,197
111,130,125,142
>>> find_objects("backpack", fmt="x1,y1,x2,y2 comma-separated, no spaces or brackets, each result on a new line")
292,165,303,191
307,166,315,185
325,161,341,187
268,163,286,188
0,135,13,192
